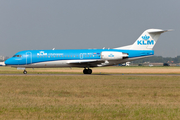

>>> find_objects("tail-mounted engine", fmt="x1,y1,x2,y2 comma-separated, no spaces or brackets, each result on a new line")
101,51,128,60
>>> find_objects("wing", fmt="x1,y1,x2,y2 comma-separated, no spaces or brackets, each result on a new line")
67,59,105,67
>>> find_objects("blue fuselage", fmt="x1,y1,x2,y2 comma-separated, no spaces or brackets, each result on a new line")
5,49,154,66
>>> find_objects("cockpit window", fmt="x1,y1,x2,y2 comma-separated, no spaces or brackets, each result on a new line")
13,55,22,57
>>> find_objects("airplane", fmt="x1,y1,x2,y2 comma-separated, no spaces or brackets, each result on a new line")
5,29,171,74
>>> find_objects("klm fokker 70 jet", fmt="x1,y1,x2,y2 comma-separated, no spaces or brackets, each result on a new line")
5,29,170,74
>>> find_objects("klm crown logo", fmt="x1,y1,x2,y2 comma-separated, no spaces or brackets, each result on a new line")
108,54,114,57
137,35,154,45
142,35,150,40
37,51,47,55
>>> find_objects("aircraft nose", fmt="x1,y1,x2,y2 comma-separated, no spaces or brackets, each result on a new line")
5,59,12,65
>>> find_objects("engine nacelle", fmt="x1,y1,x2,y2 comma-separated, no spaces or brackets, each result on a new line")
101,51,128,60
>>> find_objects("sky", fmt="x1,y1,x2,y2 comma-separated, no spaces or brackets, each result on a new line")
0,0,179,57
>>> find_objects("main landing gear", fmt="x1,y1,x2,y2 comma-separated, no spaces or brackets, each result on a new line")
23,70,27,74
83,68,92,74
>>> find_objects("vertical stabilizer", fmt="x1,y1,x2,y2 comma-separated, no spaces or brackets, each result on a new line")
131,29,169,50
115,29,171,50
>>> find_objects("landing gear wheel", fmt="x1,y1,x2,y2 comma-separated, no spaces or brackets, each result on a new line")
83,69,88,74
87,69,92,74
83,69,92,74
23,70,27,74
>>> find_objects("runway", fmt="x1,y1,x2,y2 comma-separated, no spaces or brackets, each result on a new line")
1,74,180,76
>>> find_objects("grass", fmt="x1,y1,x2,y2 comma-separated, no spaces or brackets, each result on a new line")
0,75,180,119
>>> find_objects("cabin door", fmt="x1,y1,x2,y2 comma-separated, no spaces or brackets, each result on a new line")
26,52,32,65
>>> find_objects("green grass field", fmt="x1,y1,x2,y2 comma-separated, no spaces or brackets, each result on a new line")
1,75,180,119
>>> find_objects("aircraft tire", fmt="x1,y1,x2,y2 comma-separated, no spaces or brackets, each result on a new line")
87,69,92,74
83,69,92,74
83,69,87,74
23,70,27,74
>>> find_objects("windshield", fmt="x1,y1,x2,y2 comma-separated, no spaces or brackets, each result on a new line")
13,55,22,58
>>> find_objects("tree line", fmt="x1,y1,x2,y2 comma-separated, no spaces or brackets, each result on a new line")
133,56,180,64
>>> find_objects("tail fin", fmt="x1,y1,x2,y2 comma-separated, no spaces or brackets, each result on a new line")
115,29,172,50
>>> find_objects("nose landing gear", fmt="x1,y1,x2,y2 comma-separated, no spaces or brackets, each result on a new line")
83,68,92,74
23,70,27,74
